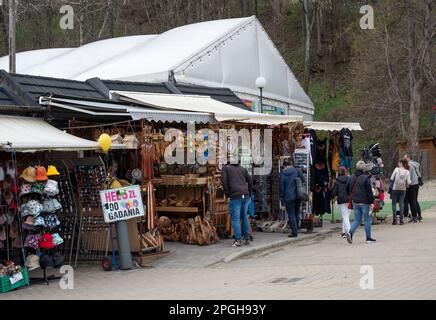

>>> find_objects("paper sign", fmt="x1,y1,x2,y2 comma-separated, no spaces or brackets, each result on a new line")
100,185,145,223
9,272,23,285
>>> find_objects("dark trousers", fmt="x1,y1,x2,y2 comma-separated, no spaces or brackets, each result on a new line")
405,185,421,219
285,200,299,236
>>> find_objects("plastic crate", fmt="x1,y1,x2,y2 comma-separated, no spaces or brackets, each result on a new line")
0,268,29,293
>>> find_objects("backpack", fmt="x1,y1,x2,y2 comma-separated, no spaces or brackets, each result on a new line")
395,169,408,190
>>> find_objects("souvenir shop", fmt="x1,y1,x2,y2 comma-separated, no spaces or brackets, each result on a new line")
0,115,104,291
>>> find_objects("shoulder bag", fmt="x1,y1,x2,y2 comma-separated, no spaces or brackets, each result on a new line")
348,176,361,210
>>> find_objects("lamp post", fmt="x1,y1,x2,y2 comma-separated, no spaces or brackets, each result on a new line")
255,76,266,114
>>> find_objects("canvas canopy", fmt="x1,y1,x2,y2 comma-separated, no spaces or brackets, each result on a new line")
304,121,363,131
110,91,303,125
0,115,101,152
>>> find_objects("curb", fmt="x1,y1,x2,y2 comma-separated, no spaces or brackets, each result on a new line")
207,226,340,266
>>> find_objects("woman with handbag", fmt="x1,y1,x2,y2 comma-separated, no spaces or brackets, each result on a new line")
390,159,411,225
346,161,376,244
332,167,350,238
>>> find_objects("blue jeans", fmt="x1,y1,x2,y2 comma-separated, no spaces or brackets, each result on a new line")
350,203,371,239
229,197,251,240
285,200,299,236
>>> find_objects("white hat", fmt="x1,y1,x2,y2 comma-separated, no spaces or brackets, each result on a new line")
25,254,40,271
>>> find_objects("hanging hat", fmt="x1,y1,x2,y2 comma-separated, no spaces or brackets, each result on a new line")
44,180,59,197
39,254,54,269
34,216,46,227
43,199,62,213
3,189,13,205
6,210,15,225
20,203,31,217
10,182,20,194
26,200,43,217
0,214,6,225
25,254,40,271
23,215,35,226
20,166,37,183
44,214,61,229
31,183,45,195
19,184,32,197
35,166,48,181
52,233,64,246
39,233,54,249
6,161,16,178
24,234,41,250
0,165,4,182
0,226,5,241
47,165,60,176
9,199,18,210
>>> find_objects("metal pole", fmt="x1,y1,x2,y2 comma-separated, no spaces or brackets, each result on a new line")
259,87,263,114
8,0,16,74
115,220,133,270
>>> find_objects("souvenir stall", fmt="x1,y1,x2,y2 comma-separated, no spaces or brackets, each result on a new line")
0,115,101,291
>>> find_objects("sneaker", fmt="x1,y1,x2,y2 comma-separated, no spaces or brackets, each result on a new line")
232,240,244,247
346,232,353,244
249,236,254,241
243,238,250,245
288,234,298,238
418,217,423,222
341,233,346,238
366,237,376,243
413,218,418,223
400,220,404,225
392,220,397,225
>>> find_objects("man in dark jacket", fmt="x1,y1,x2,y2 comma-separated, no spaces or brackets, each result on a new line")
346,161,376,244
332,167,350,238
221,163,253,247
280,159,305,238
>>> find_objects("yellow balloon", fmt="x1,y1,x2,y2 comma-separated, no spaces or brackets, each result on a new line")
98,133,111,153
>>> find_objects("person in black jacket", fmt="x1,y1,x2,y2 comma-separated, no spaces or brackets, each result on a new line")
346,161,376,244
332,167,350,238
280,159,305,238
221,163,253,247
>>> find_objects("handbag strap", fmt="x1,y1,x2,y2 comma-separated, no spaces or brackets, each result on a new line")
350,175,361,196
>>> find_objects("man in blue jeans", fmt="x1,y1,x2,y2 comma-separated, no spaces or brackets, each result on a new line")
280,160,305,238
221,162,253,247
346,161,376,244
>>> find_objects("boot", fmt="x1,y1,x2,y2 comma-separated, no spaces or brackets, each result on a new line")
392,219,397,225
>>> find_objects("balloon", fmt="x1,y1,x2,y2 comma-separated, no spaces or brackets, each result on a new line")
98,134,111,153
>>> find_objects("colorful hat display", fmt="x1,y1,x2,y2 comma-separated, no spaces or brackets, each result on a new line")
20,167,37,183
25,254,40,271
19,184,32,197
52,233,64,246
31,183,45,195
35,166,48,181
43,199,62,213
47,165,60,176
39,233,54,249
34,216,46,227
44,214,61,228
44,180,59,197
24,234,40,250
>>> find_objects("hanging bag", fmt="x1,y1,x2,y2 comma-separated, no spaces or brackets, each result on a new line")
296,177,309,201
348,176,361,210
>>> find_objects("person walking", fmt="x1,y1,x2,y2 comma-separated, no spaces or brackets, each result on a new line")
332,167,350,238
390,159,411,225
221,162,253,247
280,159,305,238
404,154,422,223
346,161,376,244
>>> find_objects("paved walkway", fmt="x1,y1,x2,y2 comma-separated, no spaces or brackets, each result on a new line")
2,205,435,300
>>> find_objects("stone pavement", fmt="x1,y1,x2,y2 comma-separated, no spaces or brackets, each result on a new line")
1,206,435,300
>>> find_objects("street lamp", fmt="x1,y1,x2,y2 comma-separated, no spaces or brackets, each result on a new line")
255,76,266,113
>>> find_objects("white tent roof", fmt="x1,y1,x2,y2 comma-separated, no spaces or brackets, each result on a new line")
0,116,101,152
304,121,363,131
0,16,313,114
111,91,303,125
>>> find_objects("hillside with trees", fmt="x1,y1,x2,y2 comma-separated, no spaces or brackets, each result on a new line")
0,0,434,172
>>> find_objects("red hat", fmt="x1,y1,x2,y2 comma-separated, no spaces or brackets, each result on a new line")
39,233,54,249
11,183,19,194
